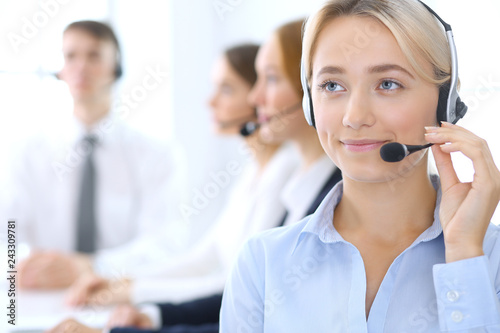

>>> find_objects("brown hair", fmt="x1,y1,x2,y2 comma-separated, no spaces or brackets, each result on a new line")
224,44,260,86
274,19,306,97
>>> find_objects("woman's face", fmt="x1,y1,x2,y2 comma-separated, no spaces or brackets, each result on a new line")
208,56,255,135
249,35,304,144
310,16,439,182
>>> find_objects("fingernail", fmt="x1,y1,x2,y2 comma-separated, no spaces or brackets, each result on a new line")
425,126,439,132
424,132,437,136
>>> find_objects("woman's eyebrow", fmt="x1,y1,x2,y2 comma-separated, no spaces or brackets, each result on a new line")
315,64,415,80
368,64,415,79
316,66,345,79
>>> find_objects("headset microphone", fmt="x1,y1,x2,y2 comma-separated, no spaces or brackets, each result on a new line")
217,114,257,129
240,121,260,137
239,102,302,137
380,142,433,162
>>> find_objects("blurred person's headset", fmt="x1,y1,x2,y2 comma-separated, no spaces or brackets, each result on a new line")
57,20,123,80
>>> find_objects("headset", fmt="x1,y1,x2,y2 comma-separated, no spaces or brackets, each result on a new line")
114,47,123,80
300,0,468,128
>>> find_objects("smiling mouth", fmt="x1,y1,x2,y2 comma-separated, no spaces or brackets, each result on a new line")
258,114,271,124
341,140,388,153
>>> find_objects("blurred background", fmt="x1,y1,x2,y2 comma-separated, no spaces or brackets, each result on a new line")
0,0,499,238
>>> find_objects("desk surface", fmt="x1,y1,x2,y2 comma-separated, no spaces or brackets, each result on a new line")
4,286,112,333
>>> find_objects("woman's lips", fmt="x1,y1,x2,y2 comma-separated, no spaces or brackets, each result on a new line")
342,140,387,153
258,114,270,124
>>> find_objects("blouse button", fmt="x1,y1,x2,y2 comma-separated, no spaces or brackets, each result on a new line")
446,290,460,302
451,310,464,323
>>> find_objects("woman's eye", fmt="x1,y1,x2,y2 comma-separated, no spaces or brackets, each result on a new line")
326,82,338,92
319,81,344,92
379,80,401,90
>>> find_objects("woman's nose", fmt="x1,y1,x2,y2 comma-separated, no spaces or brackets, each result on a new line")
342,92,376,129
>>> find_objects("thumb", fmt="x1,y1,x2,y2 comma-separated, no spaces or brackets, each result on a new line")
431,144,460,193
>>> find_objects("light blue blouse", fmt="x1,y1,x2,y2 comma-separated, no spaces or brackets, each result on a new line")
220,176,500,332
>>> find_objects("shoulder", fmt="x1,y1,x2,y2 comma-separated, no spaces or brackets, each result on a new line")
242,217,313,262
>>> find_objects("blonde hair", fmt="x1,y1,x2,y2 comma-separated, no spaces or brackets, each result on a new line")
302,0,451,86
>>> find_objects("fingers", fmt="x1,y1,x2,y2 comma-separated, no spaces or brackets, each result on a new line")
19,252,77,289
425,122,500,191
19,252,54,288
429,142,459,193
107,304,140,328
65,274,105,307
45,318,80,333
45,318,100,333
87,279,131,307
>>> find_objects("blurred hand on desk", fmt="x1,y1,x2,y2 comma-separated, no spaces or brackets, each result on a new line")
65,274,131,307
45,305,152,333
107,304,153,329
19,251,93,289
45,318,101,333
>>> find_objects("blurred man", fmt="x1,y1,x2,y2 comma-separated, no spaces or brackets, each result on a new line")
5,20,184,289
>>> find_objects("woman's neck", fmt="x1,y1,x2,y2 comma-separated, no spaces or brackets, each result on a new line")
73,95,111,129
335,157,437,243
244,135,281,170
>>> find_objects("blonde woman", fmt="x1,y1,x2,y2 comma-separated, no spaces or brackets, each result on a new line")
221,0,500,331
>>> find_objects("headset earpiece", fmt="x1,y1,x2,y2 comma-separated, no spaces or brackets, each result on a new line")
300,58,316,127
115,64,123,79
114,49,123,80
417,0,467,125
436,82,450,124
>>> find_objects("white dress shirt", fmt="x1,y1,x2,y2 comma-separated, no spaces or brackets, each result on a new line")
4,114,185,266
221,175,500,332
128,144,300,304
281,154,338,227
